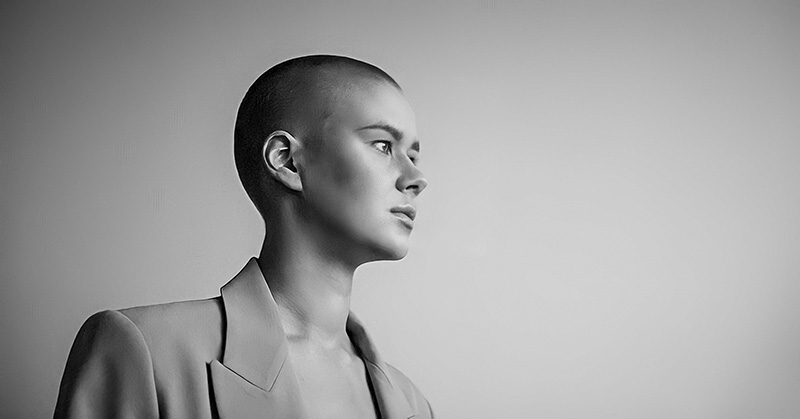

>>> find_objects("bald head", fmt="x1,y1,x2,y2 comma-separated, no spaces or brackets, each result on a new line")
234,55,403,217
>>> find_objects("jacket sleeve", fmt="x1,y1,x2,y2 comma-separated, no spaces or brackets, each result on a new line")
54,310,159,419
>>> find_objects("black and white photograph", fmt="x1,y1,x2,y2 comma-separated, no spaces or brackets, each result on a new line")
2,1,799,418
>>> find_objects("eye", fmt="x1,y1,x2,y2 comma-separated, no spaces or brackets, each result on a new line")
372,140,392,155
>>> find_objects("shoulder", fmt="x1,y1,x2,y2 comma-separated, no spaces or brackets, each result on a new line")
56,310,161,418
117,297,225,365
68,309,152,362
73,296,224,352
383,363,435,419
69,297,226,372
56,299,226,418
119,297,224,346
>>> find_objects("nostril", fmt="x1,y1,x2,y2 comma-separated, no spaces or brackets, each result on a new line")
410,178,428,194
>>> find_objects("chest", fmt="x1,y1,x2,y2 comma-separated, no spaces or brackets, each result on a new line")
287,347,380,419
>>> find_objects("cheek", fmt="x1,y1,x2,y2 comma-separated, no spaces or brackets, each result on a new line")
305,147,382,214
328,155,361,193
332,145,389,194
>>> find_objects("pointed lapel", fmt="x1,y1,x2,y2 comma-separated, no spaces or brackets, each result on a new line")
207,258,416,419
347,313,416,419
208,258,307,418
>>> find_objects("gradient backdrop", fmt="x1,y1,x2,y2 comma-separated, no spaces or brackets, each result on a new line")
2,1,800,418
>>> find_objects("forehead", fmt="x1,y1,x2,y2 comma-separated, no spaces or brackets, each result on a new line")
316,74,417,140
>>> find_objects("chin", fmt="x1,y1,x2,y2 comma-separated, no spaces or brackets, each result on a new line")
384,247,409,261
365,236,410,262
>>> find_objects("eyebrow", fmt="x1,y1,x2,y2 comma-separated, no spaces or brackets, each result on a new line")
357,122,420,151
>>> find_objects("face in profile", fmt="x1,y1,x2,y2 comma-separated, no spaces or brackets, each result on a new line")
299,79,427,263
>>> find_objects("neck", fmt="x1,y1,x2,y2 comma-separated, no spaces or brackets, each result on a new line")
258,215,359,350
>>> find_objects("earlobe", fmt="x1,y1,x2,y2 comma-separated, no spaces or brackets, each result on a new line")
262,130,303,192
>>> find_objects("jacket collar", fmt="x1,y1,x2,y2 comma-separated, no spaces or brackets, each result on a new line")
209,257,416,419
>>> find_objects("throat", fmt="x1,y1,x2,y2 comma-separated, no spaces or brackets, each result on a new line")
273,289,353,347
257,256,355,345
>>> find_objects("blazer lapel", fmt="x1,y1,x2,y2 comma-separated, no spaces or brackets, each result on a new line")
208,258,307,418
347,313,417,419
207,258,417,419
209,359,305,418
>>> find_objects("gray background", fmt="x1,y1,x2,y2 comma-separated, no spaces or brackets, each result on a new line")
2,1,799,418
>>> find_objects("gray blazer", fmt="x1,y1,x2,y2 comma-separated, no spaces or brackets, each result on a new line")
55,258,433,418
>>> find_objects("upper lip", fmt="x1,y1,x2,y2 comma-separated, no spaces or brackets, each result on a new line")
391,205,417,221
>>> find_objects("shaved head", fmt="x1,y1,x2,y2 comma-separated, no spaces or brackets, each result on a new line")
234,55,402,217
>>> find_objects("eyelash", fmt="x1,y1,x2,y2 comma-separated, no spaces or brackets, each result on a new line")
372,140,419,165
373,140,392,155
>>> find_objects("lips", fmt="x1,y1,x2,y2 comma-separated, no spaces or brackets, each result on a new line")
390,205,416,230
390,205,417,221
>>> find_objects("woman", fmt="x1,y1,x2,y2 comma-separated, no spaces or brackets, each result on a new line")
55,55,433,419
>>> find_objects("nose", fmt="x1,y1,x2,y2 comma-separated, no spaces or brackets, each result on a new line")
396,159,428,196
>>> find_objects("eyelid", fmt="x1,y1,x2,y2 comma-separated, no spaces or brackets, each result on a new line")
372,140,392,154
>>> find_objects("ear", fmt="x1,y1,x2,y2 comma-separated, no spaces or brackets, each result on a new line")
262,130,303,192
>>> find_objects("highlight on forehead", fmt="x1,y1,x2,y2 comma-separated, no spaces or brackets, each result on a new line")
267,56,402,122
303,67,403,126
248,55,403,137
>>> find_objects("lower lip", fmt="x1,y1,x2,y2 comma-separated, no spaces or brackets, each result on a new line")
392,213,414,230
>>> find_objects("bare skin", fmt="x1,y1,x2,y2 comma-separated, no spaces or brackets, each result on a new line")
256,74,426,418
257,225,378,419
